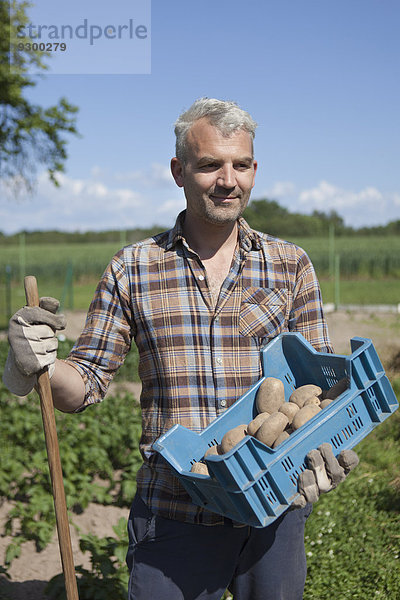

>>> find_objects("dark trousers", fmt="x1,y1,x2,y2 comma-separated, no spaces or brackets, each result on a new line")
126,494,312,600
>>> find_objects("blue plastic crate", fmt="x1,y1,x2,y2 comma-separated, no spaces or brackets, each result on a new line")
153,333,398,528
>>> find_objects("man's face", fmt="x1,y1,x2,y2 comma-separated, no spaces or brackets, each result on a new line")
171,118,257,227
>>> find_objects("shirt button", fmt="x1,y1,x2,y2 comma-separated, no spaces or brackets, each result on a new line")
198,275,205,281
214,316,219,322
216,357,223,365
220,400,227,407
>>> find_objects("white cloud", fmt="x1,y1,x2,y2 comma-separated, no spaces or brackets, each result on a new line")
265,181,297,198
260,180,399,228
298,181,383,212
296,181,398,226
90,165,109,179
1,167,184,233
86,181,108,197
41,171,142,207
1,171,146,233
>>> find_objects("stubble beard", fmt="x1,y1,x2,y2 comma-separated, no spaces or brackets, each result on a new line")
200,192,249,226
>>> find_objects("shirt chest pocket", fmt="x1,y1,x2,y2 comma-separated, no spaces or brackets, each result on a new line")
239,287,290,338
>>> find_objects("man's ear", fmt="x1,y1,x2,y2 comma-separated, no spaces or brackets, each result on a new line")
251,160,258,188
171,157,184,188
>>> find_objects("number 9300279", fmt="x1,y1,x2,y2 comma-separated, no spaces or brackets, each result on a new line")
17,42,67,51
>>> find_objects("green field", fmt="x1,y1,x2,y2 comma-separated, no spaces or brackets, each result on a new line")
0,240,124,284
319,277,400,306
292,235,400,277
0,235,399,329
1,235,399,282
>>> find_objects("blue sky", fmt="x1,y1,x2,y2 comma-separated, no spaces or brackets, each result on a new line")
3,0,400,233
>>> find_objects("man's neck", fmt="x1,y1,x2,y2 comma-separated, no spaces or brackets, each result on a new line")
182,213,239,260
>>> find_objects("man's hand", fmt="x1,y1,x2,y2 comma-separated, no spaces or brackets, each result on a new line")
3,297,66,396
292,443,359,508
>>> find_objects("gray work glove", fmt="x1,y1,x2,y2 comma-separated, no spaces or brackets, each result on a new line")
2,297,66,396
292,443,359,508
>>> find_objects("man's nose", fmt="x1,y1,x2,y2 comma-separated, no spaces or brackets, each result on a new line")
216,164,236,188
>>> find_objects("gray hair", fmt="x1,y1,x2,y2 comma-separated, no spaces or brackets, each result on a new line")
174,97,257,163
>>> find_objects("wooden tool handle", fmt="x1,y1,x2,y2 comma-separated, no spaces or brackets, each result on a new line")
24,276,79,600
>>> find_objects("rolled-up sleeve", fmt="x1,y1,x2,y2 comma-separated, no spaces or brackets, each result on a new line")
64,250,134,410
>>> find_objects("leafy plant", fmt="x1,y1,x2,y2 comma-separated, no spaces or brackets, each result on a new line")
0,338,142,564
303,409,400,599
46,518,129,600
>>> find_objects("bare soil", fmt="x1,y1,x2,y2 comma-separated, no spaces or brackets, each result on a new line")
1,309,399,599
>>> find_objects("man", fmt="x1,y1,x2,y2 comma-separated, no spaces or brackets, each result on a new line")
3,98,358,600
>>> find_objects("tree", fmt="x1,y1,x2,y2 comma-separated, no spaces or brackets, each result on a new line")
243,199,290,235
0,0,79,192
243,198,352,238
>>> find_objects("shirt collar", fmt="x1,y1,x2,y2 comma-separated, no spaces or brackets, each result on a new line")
165,211,187,250
165,210,262,252
237,216,262,251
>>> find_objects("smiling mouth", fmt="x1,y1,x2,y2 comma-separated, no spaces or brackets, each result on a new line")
210,195,238,201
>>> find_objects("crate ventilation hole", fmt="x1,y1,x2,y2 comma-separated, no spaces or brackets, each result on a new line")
346,403,357,418
330,417,363,450
321,365,341,389
284,371,294,386
258,476,278,504
189,439,219,466
367,387,381,413
207,439,219,448
281,456,307,488
289,465,307,488
281,456,295,472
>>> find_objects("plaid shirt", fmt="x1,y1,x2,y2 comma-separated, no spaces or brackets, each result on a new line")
66,212,332,525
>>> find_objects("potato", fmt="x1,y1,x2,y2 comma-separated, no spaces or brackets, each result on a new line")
256,377,285,413
247,412,270,436
204,444,222,458
320,398,333,409
303,396,321,407
292,404,321,430
289,384,322,408
272,431,290,448
220,424,247,454
323,377,349,400
190,461,209,475
278,401,299,424
255,412,289,447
